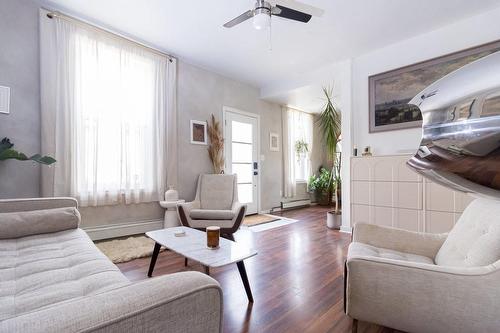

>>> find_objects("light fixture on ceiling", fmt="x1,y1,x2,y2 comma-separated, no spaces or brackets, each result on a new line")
223,0,324,30
252,2,271,30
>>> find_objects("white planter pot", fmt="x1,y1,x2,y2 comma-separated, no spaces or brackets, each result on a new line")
326,211,341,229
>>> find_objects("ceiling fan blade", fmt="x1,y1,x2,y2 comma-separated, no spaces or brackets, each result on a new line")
223,10,254,28
269,0,324,17
272,5,311,23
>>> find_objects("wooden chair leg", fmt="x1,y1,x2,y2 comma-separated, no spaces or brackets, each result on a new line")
184,257,188,267
352,319,358,333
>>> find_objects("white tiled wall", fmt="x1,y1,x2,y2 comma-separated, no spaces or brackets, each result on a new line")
351,155,474,233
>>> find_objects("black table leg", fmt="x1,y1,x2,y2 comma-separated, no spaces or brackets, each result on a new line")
236,260,253,303
148,242,161,277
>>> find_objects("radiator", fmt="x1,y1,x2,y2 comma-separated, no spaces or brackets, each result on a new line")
281,199,311,210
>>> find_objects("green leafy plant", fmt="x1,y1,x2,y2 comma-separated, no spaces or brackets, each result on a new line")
317,87,342,213
294,139,309,159
0,137,56,165
308,167,334,206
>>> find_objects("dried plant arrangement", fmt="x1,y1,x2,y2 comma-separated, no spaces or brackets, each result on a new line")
207,114,224,173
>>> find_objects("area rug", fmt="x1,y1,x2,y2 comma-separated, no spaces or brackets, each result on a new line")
95,235,162,264
243,214,280,226
246,216,300,232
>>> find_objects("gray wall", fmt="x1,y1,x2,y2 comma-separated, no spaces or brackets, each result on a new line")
178,61,283,211
0,0,41,198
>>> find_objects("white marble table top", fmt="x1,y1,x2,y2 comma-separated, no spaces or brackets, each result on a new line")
146,227,257,268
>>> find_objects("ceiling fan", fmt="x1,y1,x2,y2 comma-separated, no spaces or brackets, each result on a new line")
223,0,324,30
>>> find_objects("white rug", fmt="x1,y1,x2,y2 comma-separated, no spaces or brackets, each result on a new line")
95,236,161,264
243,215,300,232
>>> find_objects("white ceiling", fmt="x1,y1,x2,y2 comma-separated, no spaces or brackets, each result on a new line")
42,0,500,89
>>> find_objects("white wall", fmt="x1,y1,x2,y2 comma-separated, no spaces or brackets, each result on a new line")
0,0,41,199
340,5,500,229
351,5,500,156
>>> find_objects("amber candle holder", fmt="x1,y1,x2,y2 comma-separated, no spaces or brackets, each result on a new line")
206,226,220,249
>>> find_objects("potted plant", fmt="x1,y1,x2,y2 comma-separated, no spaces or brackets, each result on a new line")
317,87,342,229
308,167,334,206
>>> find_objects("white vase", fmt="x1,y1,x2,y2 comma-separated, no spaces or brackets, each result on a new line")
165,185,179,201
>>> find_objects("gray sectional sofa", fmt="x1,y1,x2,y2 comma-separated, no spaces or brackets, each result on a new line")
0,197,223,333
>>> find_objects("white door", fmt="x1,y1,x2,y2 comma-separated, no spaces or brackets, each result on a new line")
224,109,259,215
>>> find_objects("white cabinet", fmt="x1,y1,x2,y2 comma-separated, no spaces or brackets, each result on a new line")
351,155,473,233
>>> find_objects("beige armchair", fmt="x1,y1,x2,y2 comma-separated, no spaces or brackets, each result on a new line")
345,198,500,333
177,174,246,240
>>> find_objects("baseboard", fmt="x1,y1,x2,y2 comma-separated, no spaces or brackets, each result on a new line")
340,225,352,233
84,219,163,241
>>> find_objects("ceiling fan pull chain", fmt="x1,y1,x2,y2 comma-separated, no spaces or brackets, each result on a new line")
268,15,273,51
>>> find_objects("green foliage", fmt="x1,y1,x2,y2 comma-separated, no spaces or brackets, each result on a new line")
308,167,334,193
0,138,56,165
294,139,309,156
318,87,341,163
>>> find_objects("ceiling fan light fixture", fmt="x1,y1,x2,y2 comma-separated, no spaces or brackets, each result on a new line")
253,7,271,30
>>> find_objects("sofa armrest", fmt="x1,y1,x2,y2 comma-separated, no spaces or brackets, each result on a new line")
352,223,447,259
0,197,78,213
1,271,223,333
345,257,500,332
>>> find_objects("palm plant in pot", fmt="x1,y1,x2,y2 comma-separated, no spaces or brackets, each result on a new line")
318,87,342,229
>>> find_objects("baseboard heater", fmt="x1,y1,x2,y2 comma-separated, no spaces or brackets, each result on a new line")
281,199,311,210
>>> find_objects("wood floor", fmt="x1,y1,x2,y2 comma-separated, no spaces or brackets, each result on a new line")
117,206,395,333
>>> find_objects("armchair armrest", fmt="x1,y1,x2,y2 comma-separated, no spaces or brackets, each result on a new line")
229,201,247,231
177,200,200,227
352,223,447,259
1,271,223,333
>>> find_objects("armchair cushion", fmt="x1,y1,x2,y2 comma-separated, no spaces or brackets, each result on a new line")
348,242,434,265
199,174,235,210
435,198,500,267
190,209,235,220
0,207,81,239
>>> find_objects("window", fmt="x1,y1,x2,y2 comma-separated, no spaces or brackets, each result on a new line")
290,110,313,182
50,18,172,206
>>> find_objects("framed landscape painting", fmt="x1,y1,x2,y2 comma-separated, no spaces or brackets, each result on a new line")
369,40,500,133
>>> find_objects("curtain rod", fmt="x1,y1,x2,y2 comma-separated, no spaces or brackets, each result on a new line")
46,10,175,61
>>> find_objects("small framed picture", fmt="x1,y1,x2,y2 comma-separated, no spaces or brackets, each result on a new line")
190,120,207,145
269,132,279,152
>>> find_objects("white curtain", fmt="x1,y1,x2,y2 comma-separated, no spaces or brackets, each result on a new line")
40,10,177,206
282,107,314,198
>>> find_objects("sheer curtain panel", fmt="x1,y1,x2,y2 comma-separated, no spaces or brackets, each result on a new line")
40,10,177,206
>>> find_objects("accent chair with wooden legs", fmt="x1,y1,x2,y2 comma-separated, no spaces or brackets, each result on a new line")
177,174,247,239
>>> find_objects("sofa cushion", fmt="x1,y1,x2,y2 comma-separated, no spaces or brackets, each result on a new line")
190,209,235,220
0,207,80,239
199,174,235,210
435,198,500,267
0,228,130,320
348,242,434,264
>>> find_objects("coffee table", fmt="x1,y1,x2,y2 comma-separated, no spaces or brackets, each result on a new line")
146,226,258,302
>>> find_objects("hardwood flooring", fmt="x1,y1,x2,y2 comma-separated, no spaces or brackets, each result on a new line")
117,206,396,333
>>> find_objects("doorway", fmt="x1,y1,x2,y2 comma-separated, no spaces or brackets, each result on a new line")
223,107,260,215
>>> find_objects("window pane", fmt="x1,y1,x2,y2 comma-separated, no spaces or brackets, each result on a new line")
232,121,252,143
482,94,500,118
238,184,253,204
232,142,253,163
232,163,253,183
